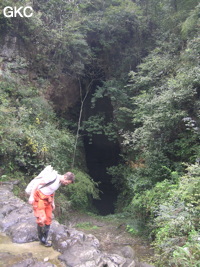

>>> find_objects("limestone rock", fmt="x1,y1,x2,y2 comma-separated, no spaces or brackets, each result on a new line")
0,184,145,267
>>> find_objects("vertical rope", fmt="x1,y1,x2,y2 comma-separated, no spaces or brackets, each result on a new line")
71,79,93,169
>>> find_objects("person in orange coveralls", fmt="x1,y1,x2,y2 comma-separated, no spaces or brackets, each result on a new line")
28,171,75,247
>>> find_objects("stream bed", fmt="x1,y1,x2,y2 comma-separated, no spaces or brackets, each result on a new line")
0,232,63,267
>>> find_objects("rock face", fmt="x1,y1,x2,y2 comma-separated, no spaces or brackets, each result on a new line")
0,184,139,267
0,35,80,114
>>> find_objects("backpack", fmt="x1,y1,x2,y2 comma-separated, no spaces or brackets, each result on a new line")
25,165,58,195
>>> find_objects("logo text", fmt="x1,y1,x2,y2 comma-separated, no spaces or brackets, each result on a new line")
3,6,33,18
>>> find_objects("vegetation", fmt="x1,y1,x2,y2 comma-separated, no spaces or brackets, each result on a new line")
0,0,200,266
0,80,98,211
125,164,200,266
75,221,99,230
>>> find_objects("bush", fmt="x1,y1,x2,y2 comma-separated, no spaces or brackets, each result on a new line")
119,164,200,266
58,169,99,211
143,164,199,266
0,79,100,217
0,81,79,176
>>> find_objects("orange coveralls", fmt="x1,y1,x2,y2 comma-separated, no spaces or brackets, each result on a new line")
33,190,54,226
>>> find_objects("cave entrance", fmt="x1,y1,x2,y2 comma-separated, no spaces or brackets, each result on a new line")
84,134,120,215
83,94,120,215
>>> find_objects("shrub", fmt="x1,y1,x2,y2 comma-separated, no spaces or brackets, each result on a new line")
151,164,200,266
58,169,99,211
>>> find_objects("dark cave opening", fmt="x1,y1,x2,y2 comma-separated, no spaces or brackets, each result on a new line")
84,134,120,215
82,92,121,215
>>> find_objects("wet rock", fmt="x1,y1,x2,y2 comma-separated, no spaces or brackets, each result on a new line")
121,246,136,259
8,218,37,243
58,244,100,266
50,221,100,254
10,258,56,267
0,251,19,266
0,184,140,267
0,252,53,267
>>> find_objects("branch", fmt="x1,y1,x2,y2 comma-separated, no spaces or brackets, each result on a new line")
71,78,94,168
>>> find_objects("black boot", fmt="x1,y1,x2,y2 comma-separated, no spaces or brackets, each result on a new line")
37,224,44,243
41,224,52,247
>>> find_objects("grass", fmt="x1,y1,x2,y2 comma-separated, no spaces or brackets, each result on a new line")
75,221,99,230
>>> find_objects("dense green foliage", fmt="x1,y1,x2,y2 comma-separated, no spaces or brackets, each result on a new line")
0,81,73,173
0,80,98,211
126,164,200,266
106,2,200,266
0,0,200,265
0,79,100,214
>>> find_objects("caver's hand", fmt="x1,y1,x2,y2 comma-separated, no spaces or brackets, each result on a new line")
28,195,34,205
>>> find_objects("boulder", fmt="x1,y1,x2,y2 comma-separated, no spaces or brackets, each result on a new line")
11,258,56,267
0,184,141,267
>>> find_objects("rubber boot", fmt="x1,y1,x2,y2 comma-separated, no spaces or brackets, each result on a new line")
41,224,52,247
37,224,44,243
